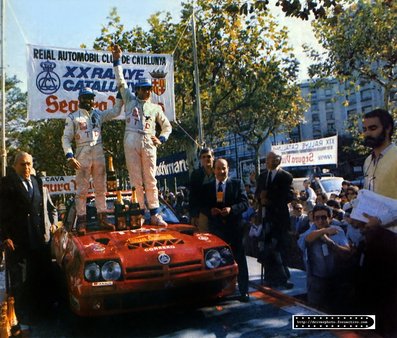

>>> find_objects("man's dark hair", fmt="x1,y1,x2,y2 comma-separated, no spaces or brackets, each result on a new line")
199,147,214,157
312,204,332,218
364,108,394,140
326,199,341,209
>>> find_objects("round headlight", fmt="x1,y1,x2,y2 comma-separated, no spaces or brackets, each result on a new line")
84,262,101,281
101,261,122,281
205,249,222,269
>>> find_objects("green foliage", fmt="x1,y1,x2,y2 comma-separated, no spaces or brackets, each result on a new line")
89,1,305,174
309,0,397,110
4,1,308,176
238,1,344,20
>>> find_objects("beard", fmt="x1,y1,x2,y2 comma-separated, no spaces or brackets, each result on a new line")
363,129,387,148
79,102,92,111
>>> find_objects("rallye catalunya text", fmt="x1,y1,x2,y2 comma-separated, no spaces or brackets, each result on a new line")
33,48,168,114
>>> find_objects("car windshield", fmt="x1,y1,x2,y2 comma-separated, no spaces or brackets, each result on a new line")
319,178,343,193
81,196,180,231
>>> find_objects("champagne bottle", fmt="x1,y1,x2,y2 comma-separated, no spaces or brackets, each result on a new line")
114,190,127,230
129,187,142,229
106,156,118,192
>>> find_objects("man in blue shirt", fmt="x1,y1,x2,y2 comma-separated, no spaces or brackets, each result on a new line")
298,205,352,313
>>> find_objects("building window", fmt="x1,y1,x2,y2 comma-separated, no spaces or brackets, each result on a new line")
312,113,320,122
326,111,334,120
327,123,335,133
348,93,357,104
325,101,333,110
310,90,317,100
361,89,372,101
325,88,332,97
311,102,319,112
362,106,373,114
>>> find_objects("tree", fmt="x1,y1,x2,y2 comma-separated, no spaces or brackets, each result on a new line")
1,76,29,167
91,1,306,175
237,0,345,20
308,0,397,111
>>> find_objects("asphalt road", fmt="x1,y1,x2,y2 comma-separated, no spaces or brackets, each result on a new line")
0,257,369,338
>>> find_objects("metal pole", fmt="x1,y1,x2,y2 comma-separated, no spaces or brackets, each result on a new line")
0,0,6,177
191,2,204,147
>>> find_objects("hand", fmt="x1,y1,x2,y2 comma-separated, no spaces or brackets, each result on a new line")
67,158,81,170
260,190,268,206
249,171,256,184
151,136,162,146
50,224,58,234
363,212,381,228
211,208,222,216
322,234,336,245
191,217,199,227
112,44,122,61
323,227,338,236
220,207,231,216
2,239,15,251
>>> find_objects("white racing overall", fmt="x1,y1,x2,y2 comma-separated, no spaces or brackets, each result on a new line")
114,65,172,212
62,102,122,216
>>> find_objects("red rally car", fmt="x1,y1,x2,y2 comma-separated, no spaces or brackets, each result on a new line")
51,192,238,316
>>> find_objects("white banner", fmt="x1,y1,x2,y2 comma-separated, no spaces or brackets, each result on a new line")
42,175,93,195
272,135,338,167
27,44,175,121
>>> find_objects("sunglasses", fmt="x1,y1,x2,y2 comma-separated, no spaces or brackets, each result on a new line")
201,155,212,159
314,215,328,221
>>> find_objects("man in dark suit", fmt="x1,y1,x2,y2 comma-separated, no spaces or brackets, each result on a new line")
288,203,310,270
255,150,294,289
0,151,55,323
290,203,310,235
201,158,250,302
188,147,214,231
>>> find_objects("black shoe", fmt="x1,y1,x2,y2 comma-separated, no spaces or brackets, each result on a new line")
280,282,294,289
239,293,250,303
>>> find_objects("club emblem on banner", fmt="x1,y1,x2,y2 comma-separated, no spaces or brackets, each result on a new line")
36,61,61,95
149,70,167,96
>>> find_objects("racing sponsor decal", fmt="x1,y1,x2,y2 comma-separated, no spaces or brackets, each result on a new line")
144,245,175,252
127,233,175,245
197,235,209,241
79,121,87,130
92,281,114,287
158,252,171,265
85,243,105,253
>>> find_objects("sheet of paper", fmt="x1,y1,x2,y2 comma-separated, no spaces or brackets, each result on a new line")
350,189,397,224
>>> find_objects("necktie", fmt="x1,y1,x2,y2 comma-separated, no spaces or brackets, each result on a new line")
266,171,272,189
218,181,223,192
25,179,33,199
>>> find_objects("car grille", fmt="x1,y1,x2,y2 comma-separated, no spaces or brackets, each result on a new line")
103,279,229,311
125,259,202,280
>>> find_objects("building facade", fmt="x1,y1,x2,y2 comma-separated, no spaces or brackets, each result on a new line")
293,79,384,141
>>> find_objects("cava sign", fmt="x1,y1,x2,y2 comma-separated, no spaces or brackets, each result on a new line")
42,176,93,195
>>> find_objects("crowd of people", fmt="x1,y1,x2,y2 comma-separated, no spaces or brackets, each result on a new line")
0,89,396,338
185,108,396,337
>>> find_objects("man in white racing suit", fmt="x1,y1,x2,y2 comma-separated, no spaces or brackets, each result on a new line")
112,44,172,226
62,87,122,234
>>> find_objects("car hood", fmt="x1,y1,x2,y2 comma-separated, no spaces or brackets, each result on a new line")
73,225,228,263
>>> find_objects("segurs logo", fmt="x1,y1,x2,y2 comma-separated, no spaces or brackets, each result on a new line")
36,61,61,95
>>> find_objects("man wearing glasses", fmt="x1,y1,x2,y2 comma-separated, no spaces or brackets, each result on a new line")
298,205,351,313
